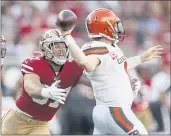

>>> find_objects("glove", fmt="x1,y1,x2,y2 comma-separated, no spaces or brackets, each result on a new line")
41,80,66,104
131,78,141,95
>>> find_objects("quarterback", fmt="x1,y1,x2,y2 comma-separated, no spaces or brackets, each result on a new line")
1,29,86,134
62,8,163,135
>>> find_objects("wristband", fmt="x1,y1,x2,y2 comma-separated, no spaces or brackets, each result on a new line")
126,56,142,70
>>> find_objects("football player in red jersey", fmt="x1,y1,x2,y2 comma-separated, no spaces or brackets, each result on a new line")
1,34,7,67
1,29,87,135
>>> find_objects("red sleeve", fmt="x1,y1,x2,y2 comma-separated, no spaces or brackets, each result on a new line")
21,57,42,77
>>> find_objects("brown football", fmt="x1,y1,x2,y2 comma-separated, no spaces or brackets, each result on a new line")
56,10,77,31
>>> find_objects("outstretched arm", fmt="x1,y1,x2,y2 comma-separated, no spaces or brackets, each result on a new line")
24,73,66,104
64,34,100,72
24,73,43,99
126,45,163,71
63,30,162,72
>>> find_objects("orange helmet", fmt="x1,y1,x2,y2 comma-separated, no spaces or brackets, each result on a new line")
86,8,125,41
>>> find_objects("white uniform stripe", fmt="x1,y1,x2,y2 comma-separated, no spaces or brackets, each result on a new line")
21,69,32,74
22,64,33,71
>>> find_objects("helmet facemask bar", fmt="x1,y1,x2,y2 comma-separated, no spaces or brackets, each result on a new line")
106,18,125,42
113,18,125,42
50,41,69,60
42,40,69,66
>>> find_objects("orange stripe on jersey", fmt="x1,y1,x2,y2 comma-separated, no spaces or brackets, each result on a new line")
83,47,109,55
124,61,128,73
124,61,131,82
113,107,133,132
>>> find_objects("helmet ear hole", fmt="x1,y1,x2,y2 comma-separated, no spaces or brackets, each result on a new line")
94,16,98,23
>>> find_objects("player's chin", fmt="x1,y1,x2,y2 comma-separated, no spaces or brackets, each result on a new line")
58,56,66,59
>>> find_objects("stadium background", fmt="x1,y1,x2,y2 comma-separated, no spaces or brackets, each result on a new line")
1,1,170,135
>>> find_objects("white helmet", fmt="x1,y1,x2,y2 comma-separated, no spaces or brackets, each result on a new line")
39,29,69,65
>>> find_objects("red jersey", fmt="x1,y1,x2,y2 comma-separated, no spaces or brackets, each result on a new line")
16,56,83,121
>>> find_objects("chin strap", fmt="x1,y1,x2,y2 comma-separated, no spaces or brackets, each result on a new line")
52,57,66,66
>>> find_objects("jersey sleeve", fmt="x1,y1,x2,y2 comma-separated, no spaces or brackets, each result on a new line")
21,57,41,76
81,42,109,56
81,42,107,65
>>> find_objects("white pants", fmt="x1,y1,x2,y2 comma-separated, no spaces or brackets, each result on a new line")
92,105,148,135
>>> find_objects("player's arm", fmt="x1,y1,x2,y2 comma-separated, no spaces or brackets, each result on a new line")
64,35,100,72
24,73,43,99
127,69,139,80
63,34,162,71
21,57,66,103
24,73,66,104
126,45,163,70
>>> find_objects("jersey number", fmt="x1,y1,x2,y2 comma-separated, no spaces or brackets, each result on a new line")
32,98,59,108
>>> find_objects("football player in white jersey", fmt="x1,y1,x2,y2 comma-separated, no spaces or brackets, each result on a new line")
1,34,7,67
61,8,163,135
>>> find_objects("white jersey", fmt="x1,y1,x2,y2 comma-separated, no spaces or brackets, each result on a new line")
81,41,133,107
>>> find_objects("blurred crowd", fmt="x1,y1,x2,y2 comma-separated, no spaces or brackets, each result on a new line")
1,1,170,135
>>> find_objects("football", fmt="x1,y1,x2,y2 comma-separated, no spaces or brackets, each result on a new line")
56,10,77,31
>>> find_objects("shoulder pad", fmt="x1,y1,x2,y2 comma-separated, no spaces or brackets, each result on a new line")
21,56,43,75
81,41,109,55
81,41,107,51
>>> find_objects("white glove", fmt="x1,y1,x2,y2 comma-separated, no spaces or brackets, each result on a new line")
41,80,66,104
131,78,141,95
